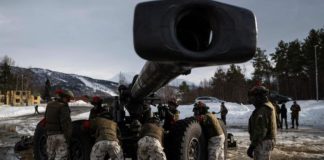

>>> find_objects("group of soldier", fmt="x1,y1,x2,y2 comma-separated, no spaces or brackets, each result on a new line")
272,100,302,129
43,85,300,160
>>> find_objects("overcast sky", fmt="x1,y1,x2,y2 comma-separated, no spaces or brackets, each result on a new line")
1,0,323,84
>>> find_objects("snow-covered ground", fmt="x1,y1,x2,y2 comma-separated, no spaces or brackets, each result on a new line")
0,100,323,159
178,100,324,128
1,100,323,135
0,100,91,119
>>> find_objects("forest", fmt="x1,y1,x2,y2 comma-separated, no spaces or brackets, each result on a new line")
179,27,324,103
1,27,324,103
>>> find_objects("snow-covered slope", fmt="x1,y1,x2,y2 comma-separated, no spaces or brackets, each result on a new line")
12,67,119,97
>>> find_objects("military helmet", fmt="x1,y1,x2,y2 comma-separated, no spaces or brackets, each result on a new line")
55,89,74,99
91,96,103,106
248,85,269,97
118,84,127,92
193,101,209,115
168,97,178,107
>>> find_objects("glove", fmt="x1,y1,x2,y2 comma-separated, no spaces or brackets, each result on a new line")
247,145,255,158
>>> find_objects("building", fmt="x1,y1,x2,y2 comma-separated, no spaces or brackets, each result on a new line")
0,90,41,106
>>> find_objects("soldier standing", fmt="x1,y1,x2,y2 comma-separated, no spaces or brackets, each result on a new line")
290,101,301,129
280,103,288,129
247,86,277,160
90,113,124,160
34,105,40,115
137,117,167,160
218,102,228,125
271,100,281,129
89,96,108,120
194,101,225,160
45,89,74,160
163,98,180,131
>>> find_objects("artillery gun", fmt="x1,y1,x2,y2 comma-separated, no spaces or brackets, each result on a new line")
33,0,257,159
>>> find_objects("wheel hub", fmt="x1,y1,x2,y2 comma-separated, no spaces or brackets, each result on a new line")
188,138,200,160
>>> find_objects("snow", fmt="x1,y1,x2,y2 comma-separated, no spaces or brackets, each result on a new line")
1,100,323,127
0,105,46,119
177,100,324,128
69,100,92,107
0,100,324,159
72,111,90,121
0,100,323,138
75,76,118,96
176,102,254,126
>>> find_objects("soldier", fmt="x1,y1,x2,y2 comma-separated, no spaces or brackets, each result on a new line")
218,102,228,125
34,105,40,115
290,101,301,129
45,89,74,160
137,117,166,160
271,100,281,129
247,85,277,160
280,103,288,129
89,96,107,120
194,101,225,160
90,112,124,160
163,98,180,130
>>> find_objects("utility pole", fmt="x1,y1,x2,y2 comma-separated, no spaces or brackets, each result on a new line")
315,45,319,101
21,74,24,106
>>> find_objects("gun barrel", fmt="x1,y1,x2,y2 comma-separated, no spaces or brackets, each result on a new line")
131,62,191,99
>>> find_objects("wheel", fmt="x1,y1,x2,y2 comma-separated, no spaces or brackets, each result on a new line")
70,120,94,160
165,117,207,160
33,120,48,160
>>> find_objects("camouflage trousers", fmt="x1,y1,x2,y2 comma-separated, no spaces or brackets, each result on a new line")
208,134,225,160
254,139,275,160
137,136,166,160
46,134,69,160
90,140,124,160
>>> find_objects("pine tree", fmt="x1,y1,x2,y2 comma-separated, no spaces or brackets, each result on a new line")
211,67,226,99
0,55,15,93
179,81,189,93
225,64,247,102
43,78,51,102
252,48,272,85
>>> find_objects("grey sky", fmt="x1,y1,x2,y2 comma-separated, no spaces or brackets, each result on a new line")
0,0,323,84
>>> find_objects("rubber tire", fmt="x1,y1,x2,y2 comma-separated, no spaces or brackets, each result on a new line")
165,117,207,160
70,120,94,160
33,122,48,160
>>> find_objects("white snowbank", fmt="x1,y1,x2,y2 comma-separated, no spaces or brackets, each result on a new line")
72,111,90,121
42,100,324,128
0,100,323,132
176,102,254,126
69,100,92,107
0,105,45,119
169,100,324,128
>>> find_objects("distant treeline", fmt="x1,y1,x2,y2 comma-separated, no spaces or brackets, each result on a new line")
178,27,324,103
0,56,39,96
1,27,324,104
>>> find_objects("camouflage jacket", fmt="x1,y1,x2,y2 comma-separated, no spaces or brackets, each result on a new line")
197,112,224,138
290,104,301,117
248,102,277,147
89,107,108,120
90,117,119,142
163,108,180,130
45,100,72,142
140,123,164,144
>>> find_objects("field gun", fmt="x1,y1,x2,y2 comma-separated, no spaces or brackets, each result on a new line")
33,0,256,159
